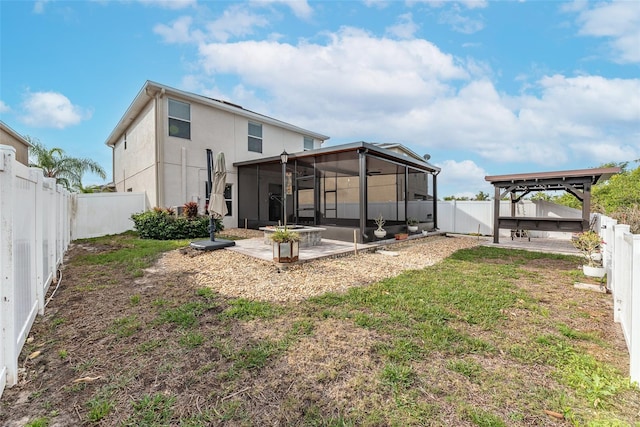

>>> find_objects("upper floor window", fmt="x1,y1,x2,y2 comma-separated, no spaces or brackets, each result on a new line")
304,136,314,151
248,122,262,153
168,98,191,139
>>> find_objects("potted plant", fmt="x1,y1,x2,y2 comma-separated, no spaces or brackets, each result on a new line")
374,213,387,239
270,227,300,263
572,230,605,278
407,218,419,233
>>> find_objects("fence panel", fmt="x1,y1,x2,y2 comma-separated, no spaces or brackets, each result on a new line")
607,223,640,383
0,145,71,397
71,192,146,239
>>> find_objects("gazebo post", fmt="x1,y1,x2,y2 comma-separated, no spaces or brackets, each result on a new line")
493,185,500,244
582,182,591,231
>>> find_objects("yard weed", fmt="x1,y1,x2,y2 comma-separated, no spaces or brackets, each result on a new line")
459,404,507,427
73,357,96,373
24,417,49,427
178,331,204,348
220,298,282,320
137,338,165,354
109,315,142,338
158,301,208,328
124,393,176,426
86,396,114,423
381,362,415,389
196,287,216,301
557,322,605,345
447,358,484,383
129,294,141,305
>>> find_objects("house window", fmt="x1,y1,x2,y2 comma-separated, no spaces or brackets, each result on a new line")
124,133,127,150
304,136,314,151
248,122,262,153
168,98,191,139
224,184,232,216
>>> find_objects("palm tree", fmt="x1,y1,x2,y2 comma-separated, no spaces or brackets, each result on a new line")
27,137,106,191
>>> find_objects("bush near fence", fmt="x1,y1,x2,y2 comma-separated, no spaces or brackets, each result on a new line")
130,208,222,240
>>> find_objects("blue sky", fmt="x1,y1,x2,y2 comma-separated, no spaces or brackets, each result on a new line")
1,0,638,198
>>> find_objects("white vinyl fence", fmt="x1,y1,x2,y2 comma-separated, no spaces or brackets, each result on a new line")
0,145,71,397
437,199,580,238
599,215,640,383
71,192,146,239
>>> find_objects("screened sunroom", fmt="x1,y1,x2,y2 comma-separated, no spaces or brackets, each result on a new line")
235,142,440,243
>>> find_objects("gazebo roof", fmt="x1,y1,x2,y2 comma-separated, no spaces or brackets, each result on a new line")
485,167,621,190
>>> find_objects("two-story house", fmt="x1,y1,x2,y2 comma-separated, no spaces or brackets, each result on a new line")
106,81,440,243
105,81,329,230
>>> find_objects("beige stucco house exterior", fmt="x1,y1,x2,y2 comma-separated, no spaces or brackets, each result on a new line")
106,81,440,241
0,121,30,166
105,81,329,229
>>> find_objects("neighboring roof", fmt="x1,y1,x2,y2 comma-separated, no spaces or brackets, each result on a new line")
371,142,433,164
0,121,31,147
485,167,621,190
105,80,330,147
233,141,441,174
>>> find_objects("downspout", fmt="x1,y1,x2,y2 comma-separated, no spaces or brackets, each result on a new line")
154,87,166,208
111,142,116,190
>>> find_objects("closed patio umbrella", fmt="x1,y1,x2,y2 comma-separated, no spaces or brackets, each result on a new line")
207,152,227,240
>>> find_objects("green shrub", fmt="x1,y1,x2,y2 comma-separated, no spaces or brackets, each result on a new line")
131,208,222,240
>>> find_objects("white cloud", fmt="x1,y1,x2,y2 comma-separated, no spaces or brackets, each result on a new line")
20,91,91,129
33,0,51,14
363,0,389,9
408,0,487,9
198,26,467,102
137,0,196,10
435,159,491,198
573,0,640,63
205,5,270,42
385,13,419,40
0,100,10,113
438,7,484,34
154,16,202,43
251,0,313,19
459,0,488,10
173,24,638,173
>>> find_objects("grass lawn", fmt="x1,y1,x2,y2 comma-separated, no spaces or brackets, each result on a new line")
2,232,638,427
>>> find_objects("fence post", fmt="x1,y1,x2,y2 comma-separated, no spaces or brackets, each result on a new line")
0,146,17,390
629,232,640,384
600,215,617,293
44,178,56,288
612,225,628,323
31,168,45,314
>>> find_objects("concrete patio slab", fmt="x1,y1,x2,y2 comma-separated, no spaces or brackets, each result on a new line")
481,236,580,256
